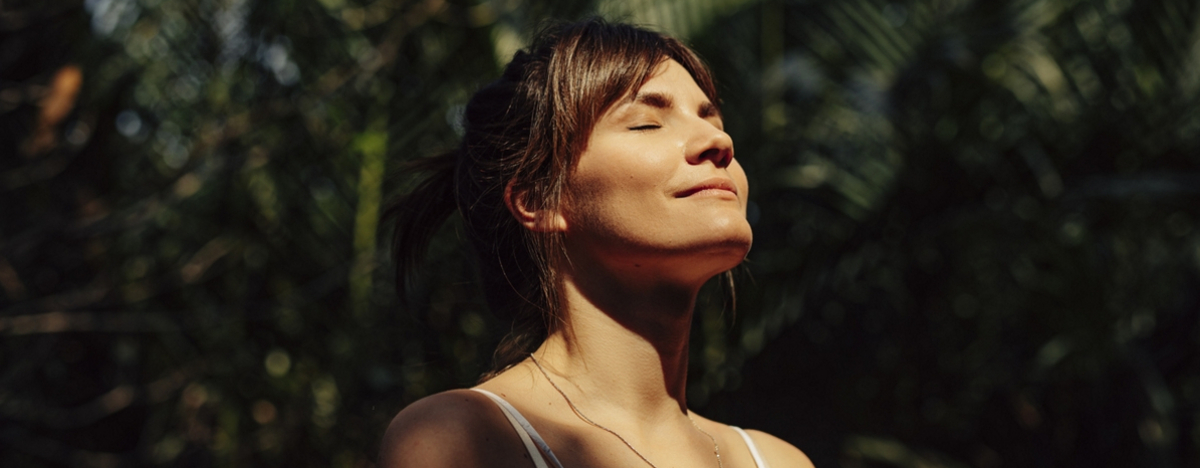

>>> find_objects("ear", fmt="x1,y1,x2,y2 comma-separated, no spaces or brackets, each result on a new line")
504,181,568,233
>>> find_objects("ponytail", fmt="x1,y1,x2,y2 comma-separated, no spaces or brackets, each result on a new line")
385,151,458,300
385,148,547,379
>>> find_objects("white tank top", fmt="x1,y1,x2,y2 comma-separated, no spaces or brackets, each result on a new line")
472,388,770,468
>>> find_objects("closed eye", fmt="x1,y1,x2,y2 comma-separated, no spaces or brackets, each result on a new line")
629,124,661,131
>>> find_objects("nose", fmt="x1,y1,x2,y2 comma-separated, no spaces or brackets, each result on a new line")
686,121,734,168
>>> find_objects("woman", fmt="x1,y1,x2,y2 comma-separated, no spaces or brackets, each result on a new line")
381,18,813,468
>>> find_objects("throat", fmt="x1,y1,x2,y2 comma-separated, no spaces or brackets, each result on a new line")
535,328,690,420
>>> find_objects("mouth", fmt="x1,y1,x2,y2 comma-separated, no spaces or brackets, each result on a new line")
676,177,738,198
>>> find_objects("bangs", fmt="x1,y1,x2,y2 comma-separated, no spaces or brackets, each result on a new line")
543,21,720,164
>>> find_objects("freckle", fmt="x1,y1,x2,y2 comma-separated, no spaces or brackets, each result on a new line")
634,263,641,268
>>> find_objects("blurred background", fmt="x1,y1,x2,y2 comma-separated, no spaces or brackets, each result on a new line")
3,0,1199,466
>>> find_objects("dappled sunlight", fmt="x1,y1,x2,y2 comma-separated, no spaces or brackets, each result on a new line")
2,0,1198,467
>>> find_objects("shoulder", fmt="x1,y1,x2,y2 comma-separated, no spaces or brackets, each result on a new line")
743,428,815,468
379,389,528,468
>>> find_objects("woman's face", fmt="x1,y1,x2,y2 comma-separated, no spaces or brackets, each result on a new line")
560,60,752,281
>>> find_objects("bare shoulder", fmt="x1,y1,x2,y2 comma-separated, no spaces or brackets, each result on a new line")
379,389,528,468
744,429,816,468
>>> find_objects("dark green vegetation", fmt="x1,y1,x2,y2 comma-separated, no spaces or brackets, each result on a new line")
2,0,1198,466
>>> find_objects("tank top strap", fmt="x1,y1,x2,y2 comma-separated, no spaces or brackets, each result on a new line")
471,388,565,468
731,426,770,468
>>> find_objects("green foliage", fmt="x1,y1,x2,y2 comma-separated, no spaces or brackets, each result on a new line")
1,0,1197,467
688,1,1200,466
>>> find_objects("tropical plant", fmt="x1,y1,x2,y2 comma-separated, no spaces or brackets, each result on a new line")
1,0,1197,467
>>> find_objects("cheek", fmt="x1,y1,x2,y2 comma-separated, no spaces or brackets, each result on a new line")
560,173,629,233
572,153,672,205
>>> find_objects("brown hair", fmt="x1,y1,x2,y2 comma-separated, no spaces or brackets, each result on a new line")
387,18,721,375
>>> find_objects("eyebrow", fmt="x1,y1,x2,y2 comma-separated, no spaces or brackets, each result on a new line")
634,91,674,109
631,91,721,117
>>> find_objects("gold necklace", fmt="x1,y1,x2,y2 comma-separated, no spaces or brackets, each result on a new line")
529,354,723,468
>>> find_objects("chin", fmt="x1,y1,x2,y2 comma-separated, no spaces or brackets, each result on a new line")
711,217,753,251
694,225,753,273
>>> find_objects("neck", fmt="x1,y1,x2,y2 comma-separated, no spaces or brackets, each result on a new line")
533,261,702,423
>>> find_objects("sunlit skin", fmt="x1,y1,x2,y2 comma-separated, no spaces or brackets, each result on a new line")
381,61,814,468
560,59,752,290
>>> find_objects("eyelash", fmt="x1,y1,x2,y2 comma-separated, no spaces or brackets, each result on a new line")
629,124,661,131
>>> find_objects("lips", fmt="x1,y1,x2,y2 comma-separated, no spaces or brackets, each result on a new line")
676,177,738,198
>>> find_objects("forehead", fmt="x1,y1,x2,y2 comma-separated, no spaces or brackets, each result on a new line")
601,60,715,120
630,60,709,102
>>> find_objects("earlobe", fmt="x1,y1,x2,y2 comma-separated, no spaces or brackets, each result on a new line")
504,181,567,233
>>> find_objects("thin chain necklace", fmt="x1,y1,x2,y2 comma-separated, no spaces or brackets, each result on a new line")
529,354,723,468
